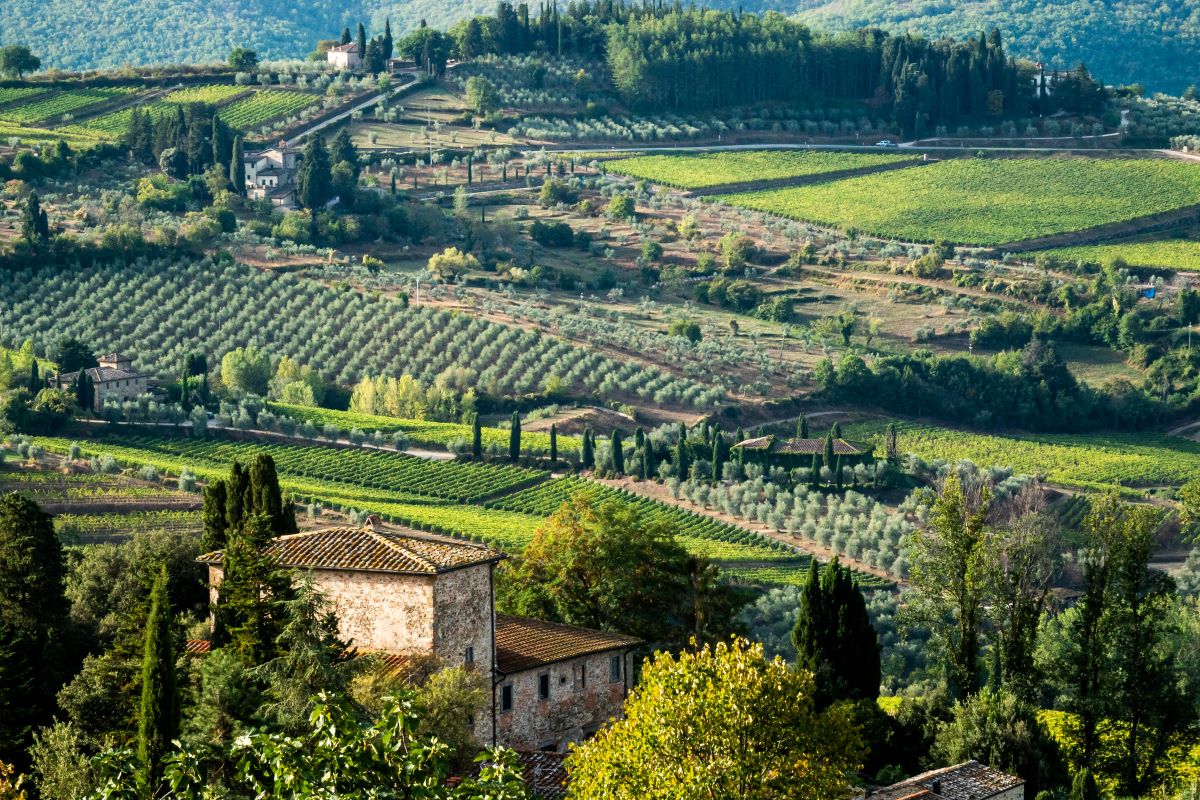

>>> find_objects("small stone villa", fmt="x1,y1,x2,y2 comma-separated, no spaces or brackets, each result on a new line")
198,517,641,755
54,352,148,411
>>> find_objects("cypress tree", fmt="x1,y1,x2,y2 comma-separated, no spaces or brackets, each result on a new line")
800,415,810,439
549,423,557,464
710,432,723,482
835,455,844,490
823,432,835,473
357,22,367,61
136,566,178,795
675,433,689,478
28,360,40,393
582,428,595,469
340,27,351,45
810,453,820,489
509,411,521,462
634,427,645,449
792,558,880,708
383,18,394,59
296,135,333,210
390,173,396,195
472,415,482,459
225,462,250,533
229,135,244,195
831,421,842,439
611,430,624,475
642,445,652,481
201,479,228,553
886,422,899,464
250,454,290,534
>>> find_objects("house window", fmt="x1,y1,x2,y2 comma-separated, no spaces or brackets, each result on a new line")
467,713,475,729
464,646,474,664
578,663,587,691
500,684,513,712
538,673,551,700
610,655,622,683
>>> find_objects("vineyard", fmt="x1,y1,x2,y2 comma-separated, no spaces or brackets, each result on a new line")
607,149,916,189
56,509,200,542
218,90,320,130
268,402,582,454
1042,237,1200,271
718,156,1200,245
0,257,721,408
0,87,46,107
0,87,140,125
847,420,1200,491
0,120,100,144
65,102,176,137
160,85,247,105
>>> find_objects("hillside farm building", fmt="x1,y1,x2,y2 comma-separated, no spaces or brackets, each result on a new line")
326,41,361,70
55,352,148,411
198,519,641,754
868,760,1025,800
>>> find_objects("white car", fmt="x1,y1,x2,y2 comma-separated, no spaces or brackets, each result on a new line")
874,140,898,147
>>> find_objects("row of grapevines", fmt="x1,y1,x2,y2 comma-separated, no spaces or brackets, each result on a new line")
0,87,139,125
218,90,320,130
608,149,914,189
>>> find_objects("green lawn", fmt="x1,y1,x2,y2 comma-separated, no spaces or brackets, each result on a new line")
717,156,1200,245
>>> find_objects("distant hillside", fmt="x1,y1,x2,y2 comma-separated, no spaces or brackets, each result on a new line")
5,0,1198,94
792,0,1200,95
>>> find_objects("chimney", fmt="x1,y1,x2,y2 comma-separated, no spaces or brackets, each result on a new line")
364,514,384,531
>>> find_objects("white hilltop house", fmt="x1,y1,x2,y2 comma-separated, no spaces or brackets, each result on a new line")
243,143,341,211
326,41,361,70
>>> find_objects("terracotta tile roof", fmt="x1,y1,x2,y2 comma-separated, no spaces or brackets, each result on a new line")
330,41,360,53
198,525,504,575
518,751,569,799
57,366,144,384
871,761,1024,800
184,639,211,654
495,614,641,675
733,435,865,456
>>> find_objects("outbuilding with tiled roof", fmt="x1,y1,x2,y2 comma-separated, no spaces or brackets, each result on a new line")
867,761,1025,800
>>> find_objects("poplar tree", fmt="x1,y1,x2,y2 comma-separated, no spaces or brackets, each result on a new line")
136,566,178,796
509,411,521,461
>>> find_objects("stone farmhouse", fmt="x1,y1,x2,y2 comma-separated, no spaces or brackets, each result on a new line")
733,434,870,469
54,352,148,411
867,761,1025,800
198,519,641,754
243,145,299,209
326,41,362,70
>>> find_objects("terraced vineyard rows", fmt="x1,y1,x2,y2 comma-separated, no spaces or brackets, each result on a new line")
719,156,1200,245
1043,238,1200,271
847,420,1200,491
269,402,582,453
607,149,915,189
72,434,548,502
66,102,176,137
0,87,46,107
219,90,320,129
0,87,140,124
56,510,200,542
160,85,246,104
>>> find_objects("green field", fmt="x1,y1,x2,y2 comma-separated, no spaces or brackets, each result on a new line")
717,156,1200,245
0,120,101,144
1043,237,1200,271
28,434,840,588
847,420,1200,491
219,90,320,130
606,149,916,189
0,87,139,125
160,85,247,105
268,402,582,454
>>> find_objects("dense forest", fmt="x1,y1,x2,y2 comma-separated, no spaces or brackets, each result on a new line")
4,0,1197,92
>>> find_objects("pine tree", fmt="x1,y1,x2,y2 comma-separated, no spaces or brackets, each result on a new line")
582,428,594,469
611,430,624,475
509,411,521,462
472,415,483,459
549,423,557,464
229,135,245,195
136,566,178,795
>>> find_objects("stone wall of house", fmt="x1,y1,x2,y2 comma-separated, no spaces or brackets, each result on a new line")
304,569,437,653
96,376,148,409
432,564,494,674
494,650,635,752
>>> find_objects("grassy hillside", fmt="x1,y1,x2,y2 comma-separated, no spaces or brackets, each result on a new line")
793,0,1200,95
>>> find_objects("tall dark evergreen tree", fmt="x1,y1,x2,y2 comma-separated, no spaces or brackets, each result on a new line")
472,414,483,459
250,454,293,535
21,191,49,248
610,430,624,475
226,461,251,533
356,22,367,62
0,494,67,767
823,432,835,472
509,411,521,461
136,566,178,795
213,515,291,665
675,429,689,478
229,135,245,195
792,558,880,708
549,423,557,464
202,479,228,553
582,428,595,469
383,18,394,60
296,135,333,210
340,26,352,45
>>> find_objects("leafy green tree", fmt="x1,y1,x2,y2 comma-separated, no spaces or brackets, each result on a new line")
219,346,271,395
792,558,880,707
500,492,740,646
135,566,178,796
0,46,40,78
566,638,863,800
932,689,1065,798
227,47,258,70
465,76,499,115
906,473,990,697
